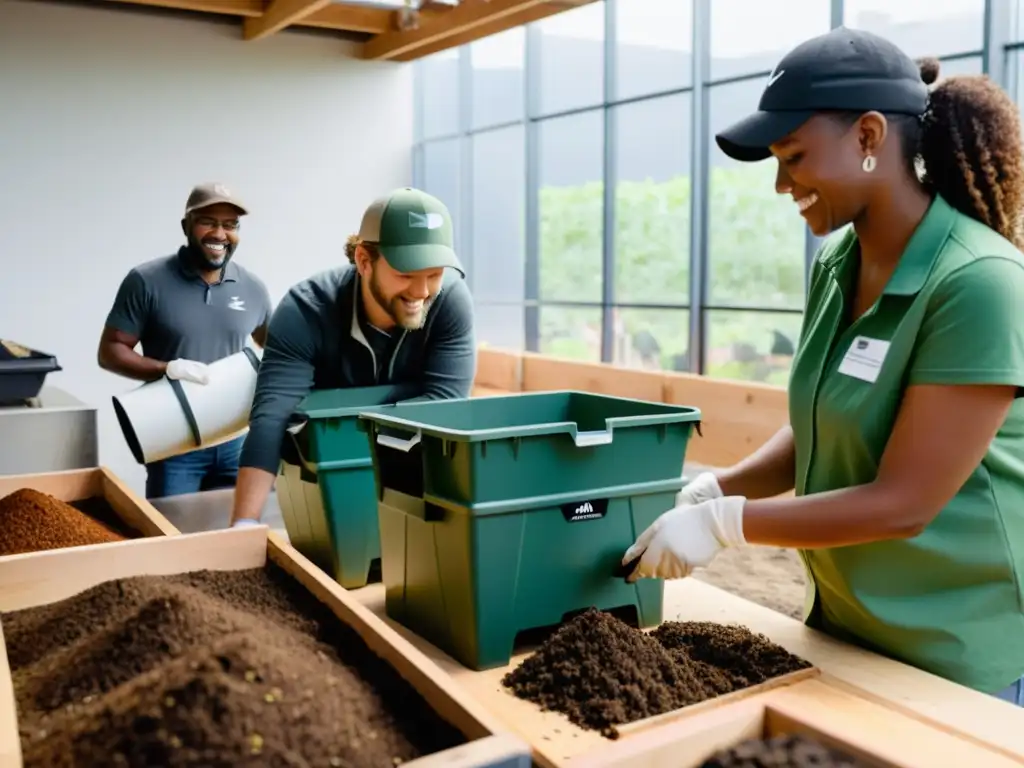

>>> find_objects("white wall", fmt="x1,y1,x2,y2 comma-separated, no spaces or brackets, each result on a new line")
0,0,414,492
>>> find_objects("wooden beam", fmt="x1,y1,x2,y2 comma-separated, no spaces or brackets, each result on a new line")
97,0,450,36
99,0,264,17
360,0,592,61
391,0,587,62
297,4,448,35
243,0,333,41
295,4,394,33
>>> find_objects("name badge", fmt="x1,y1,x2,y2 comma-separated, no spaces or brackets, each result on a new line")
838,336,890,384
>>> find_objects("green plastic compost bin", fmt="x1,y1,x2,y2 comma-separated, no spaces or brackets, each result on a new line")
275,385,399,588
358,390,702,670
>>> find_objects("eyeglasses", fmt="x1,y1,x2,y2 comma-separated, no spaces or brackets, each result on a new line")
194,216,240,232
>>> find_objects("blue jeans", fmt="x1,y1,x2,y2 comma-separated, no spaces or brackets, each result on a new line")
995,676,1024,706
144,436,245,500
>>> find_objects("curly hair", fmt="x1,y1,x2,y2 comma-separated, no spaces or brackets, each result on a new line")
917,59,1024,248
828,58,1024,248
345,235,381,265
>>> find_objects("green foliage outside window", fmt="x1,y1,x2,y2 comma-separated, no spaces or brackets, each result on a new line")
537,162,808,384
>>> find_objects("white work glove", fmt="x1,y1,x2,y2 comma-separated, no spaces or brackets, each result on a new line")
231,518,262,528
622,496,747,582
676,471,724,507
165,358,210,385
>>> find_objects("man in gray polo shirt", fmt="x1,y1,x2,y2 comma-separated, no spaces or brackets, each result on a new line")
99,182,273,499
229,187,476,527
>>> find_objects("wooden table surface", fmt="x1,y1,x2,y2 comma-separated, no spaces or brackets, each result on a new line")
350,578,1024,766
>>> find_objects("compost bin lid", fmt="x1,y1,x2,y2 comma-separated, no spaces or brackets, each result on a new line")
294,384,403,420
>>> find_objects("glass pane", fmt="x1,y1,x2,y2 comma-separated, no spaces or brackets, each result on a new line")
419,50,460,139
707,77,806,309
1013,50,1024,115
615,0,693,100
470,27,524,130
611,307,690,372
614,93,691,305
471,125,526,303
704,310,803,385
710,0,830,81
539,305,603,361
538,110,604,303
935,55,983,77
535,3,605,116
1016,0,1024,42
844,0,984,59
476,304,525,350
422,137,461,254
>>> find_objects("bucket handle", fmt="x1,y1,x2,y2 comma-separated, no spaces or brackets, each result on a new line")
167,379,202,447
574,429,613,447
376,430,422,452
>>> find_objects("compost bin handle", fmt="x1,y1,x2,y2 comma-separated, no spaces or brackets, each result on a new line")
573,430,613,447
376,430,422,452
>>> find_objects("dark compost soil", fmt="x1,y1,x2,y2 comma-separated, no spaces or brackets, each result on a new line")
0,489,133,557
4,562,465,767
700,733,868,767
502,608,811,738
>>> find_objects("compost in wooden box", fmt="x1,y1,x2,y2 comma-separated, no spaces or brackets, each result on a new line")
3,560,466,767
0,488,140,556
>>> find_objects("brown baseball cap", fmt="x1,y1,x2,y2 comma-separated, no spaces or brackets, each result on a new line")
184,182,249,216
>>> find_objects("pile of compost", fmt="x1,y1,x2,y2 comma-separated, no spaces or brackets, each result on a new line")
700,733,867,767
0,488,132,556
502,608,811,738
5,564,464,767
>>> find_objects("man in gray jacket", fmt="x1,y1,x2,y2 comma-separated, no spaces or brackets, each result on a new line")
230,187,476,527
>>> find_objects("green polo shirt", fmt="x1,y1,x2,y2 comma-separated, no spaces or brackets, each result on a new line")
788,193,1024,694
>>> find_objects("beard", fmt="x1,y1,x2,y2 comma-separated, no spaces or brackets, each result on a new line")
185,233,236,271
367,266,435,331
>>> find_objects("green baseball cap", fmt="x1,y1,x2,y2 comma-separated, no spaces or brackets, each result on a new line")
357,187,464,276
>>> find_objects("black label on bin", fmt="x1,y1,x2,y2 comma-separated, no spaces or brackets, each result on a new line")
561,498,609,523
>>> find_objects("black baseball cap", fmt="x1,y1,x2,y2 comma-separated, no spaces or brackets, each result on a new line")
715,27,929,162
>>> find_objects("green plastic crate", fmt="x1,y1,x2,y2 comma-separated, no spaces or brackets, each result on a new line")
358,390,702,670
275,385,400,588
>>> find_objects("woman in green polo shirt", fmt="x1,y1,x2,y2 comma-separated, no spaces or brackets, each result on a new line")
623,26,1024,705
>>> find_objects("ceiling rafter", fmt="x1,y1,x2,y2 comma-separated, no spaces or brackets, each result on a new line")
243,0,334,41
100,0,264,17
93,0,595,61
299,4,448,35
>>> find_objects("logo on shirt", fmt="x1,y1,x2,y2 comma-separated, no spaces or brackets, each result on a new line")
227,296,246,312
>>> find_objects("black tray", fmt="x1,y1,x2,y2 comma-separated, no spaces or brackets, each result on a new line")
0,340,62,404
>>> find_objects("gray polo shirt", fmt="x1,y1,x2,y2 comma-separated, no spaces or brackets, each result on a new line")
105,247,272,364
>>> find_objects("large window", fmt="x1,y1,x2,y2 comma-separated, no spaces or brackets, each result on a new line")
534,4,605,115
470,27,524,130
707,77,806,311
709,0,831,81
471,125,526,349
615,0,693,100
843,0,984,59
413,0,1006,382
538,111,604,303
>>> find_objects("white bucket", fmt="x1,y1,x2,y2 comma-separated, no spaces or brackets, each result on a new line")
112,347,263,465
